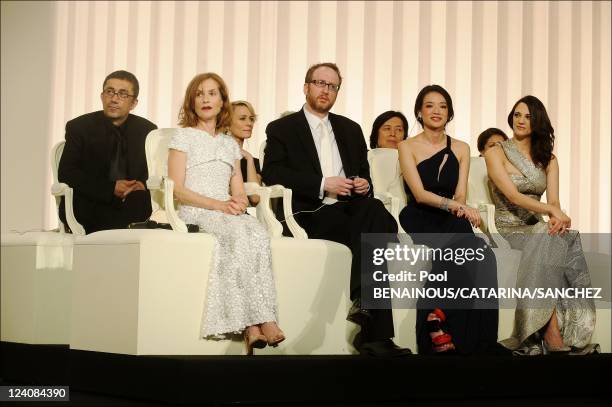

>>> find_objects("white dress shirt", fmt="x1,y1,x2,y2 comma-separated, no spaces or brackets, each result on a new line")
303,105,345,203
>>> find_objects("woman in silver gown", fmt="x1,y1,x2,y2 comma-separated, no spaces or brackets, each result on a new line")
167,72,284,354
485,95,598,355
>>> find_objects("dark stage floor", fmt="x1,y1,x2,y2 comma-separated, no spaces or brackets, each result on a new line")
1,342,610,406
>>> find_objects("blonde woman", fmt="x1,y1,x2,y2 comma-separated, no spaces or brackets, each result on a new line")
230,100,261,205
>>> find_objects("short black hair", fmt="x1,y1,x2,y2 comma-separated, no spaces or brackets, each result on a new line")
102,70,140,98
369,110,409,149
413,84,454,127
477,128,508,153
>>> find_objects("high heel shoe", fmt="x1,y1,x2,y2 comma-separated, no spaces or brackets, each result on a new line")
244,328,267,355
427,308,456,354
541,339,571,355
260,322,286,347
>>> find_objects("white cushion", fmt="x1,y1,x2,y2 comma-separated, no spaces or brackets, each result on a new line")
1,232,73,344
69,230,355,355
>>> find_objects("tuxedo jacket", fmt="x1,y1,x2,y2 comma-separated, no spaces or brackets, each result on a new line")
58,111,157,221
262,108,373,213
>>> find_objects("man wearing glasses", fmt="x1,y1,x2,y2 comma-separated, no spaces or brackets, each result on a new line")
263,63,410,357
58,70,157,233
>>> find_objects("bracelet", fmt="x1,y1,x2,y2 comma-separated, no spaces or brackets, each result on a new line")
439,197,449,212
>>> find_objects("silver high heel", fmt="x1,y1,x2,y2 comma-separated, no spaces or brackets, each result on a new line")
541,339,571,355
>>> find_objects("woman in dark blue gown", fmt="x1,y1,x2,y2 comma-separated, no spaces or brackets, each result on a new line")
398,85,499,355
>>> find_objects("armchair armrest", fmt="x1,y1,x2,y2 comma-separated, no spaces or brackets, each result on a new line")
375,192,399,216
146,175,163,190
244,182,282,238
51,182,86,235
375,192,405,234
147,176,309,238
246,183,308,239
477,203,511,249
147,176,188,233
277,186,308,240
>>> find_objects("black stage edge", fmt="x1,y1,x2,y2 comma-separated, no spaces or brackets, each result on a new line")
2,341,611,406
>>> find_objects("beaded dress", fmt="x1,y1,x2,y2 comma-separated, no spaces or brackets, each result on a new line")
169,127,277,338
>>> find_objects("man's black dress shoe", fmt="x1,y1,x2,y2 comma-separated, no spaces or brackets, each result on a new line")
357,339,413,357
346,299,372,326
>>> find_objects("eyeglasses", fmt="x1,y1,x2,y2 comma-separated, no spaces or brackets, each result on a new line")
102,88,134,100
308,80,340,93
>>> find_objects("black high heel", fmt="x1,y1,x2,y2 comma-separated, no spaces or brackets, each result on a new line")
244,329,267,355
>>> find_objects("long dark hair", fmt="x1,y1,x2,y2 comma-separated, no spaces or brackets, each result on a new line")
507,95,555,169
369,110,409,149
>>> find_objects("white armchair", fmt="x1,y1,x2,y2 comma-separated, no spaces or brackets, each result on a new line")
368,150,499,241
467,156,510,249
466,156,611,348
0,142,77,345
365,151,527,344
367,148,407,234
257,140,308,239
145,129,306,238
50,141,85,235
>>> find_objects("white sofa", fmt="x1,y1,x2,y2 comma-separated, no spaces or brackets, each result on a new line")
2,228,610,354
1,137,609,355
1,232,73,344
68,229,356,355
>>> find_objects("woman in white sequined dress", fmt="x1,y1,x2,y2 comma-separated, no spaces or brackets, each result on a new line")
167,73,284,354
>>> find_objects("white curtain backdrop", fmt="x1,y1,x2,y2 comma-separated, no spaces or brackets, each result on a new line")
46,0,611,233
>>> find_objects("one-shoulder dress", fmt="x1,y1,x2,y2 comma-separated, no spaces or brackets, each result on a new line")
399,135,499,355
490,139,598,355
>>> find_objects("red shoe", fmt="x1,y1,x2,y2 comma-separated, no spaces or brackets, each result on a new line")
426,308,456,353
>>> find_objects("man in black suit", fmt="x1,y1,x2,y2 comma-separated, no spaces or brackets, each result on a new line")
262,63,411,356
58,70,157,234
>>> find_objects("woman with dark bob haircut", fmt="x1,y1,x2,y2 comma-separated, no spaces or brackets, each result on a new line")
485,95,598,355
476,128,508,155
369,110,409,149
398,84,499,355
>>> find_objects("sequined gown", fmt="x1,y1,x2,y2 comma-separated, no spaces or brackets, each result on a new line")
169,127,277,338
490,139,598,355
399,135,499,355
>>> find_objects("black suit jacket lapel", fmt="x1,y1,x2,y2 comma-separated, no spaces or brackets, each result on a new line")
296,109,323,177
329,113,353,177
